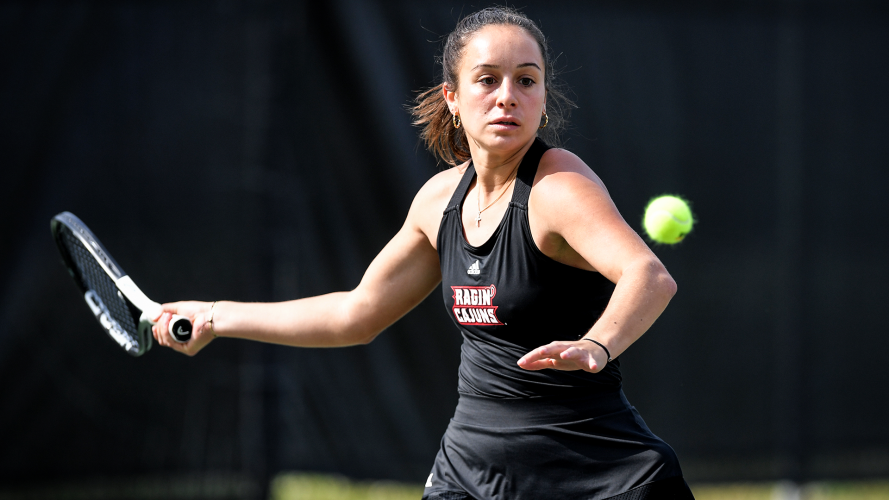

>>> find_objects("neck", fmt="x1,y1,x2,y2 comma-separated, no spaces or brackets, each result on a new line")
469,137,536,192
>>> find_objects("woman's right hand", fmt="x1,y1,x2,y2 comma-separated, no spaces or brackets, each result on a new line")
152,301,217,356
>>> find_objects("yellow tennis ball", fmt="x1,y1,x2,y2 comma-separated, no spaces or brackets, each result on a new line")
643,195,694,244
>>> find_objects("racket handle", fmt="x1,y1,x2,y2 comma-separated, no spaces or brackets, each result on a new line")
169,315,193,343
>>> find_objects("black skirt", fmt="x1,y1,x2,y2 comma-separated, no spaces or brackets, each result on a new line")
422,390,693,500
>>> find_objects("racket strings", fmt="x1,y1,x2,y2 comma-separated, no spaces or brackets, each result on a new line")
59,228,143,352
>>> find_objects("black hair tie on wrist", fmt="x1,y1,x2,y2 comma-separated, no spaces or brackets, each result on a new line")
583,338,612,363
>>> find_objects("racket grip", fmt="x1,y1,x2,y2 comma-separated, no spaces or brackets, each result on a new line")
168,315,193,343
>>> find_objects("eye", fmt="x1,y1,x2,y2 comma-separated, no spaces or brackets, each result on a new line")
479,76,496,85
519,77,535,87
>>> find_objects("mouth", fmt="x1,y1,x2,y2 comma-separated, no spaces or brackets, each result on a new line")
491,119,519,126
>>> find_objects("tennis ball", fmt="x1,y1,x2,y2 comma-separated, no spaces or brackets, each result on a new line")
643,195,694,244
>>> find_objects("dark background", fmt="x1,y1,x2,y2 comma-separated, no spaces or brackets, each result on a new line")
2,0,888,497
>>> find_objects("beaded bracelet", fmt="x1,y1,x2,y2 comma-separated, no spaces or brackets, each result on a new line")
582,338,612,363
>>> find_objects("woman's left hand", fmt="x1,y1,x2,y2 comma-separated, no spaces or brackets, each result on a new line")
517,340,609,373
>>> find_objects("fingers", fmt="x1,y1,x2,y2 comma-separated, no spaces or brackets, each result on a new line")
151,302,215,357
152,312,172,345
150,302,177,323
517,341,602,373
519,342,564,360
517,342,569,370
517,357,556,371
559,346,599,372
152,312,186,350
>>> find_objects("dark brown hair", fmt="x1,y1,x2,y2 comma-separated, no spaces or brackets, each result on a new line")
411,6,573,166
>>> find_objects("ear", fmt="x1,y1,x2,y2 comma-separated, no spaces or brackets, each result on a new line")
443,82,458,114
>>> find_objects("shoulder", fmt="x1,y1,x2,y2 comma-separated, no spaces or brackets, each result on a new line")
415,162,468,206
528,147,648,276
529,147,623,253
412,162,468,217
533,148,609,203
406,162,469,245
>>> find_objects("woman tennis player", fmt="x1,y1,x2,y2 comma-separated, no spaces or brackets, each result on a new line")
154,7,694,499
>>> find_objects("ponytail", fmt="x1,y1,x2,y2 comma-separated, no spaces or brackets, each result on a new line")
411,85,470,167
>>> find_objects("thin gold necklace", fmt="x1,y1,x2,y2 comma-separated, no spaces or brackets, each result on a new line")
475,167,519,227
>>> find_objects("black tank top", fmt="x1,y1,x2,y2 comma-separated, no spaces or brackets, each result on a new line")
437,138,621,398
438,139,621,398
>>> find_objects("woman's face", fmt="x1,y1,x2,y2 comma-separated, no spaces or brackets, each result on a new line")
445,25,546,157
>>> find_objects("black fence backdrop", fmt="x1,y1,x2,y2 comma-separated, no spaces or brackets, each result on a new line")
1,0,888,494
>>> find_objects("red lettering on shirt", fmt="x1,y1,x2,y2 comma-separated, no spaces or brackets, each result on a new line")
450,285,502,326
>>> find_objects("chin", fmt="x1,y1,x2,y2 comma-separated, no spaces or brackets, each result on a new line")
483,132,535,150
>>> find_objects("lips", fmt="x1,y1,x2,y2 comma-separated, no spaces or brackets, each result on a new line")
491,118,519,126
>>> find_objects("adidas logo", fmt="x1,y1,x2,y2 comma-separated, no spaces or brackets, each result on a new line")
467,260,481,275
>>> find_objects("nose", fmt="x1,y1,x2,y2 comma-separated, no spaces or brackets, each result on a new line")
496,80,517,108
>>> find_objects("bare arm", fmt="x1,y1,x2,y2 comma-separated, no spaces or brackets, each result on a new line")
153,173,456,356
209,223,440,346
517,149,676,373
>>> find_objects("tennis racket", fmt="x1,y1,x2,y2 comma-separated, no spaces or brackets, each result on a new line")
51,211,192,356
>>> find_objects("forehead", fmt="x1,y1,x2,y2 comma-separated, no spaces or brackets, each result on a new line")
461,24,543,69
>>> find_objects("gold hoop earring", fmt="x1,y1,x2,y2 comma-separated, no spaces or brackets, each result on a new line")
453,114,461,129
539,111,548,129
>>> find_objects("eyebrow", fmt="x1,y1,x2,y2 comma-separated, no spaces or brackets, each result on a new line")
471,62,542,71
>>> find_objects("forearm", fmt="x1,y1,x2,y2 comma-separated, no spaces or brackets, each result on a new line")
210,292,377,347
583,257,677,358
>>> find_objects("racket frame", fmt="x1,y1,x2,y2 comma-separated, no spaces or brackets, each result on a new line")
51,212,191,355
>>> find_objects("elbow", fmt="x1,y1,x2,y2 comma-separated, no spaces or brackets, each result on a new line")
338,297,384,346
338,289,403,346
641,256,676,300
655,262,677,300
354,330,381,345
663,273,678,299
336,317,381,346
